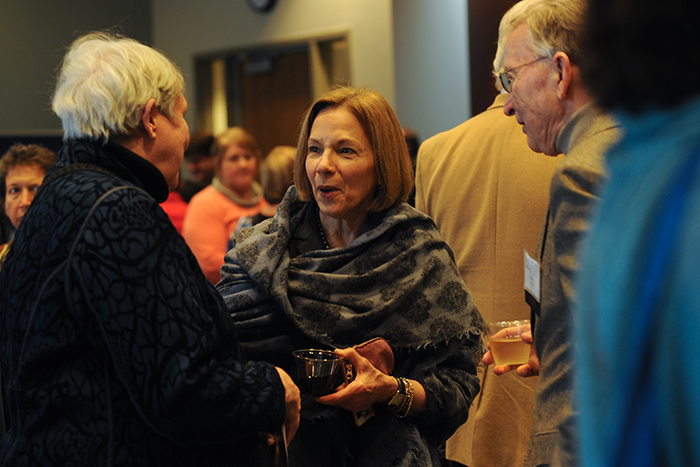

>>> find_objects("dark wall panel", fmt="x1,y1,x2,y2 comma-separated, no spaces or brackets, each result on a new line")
469,0,517,115
0,0,152,134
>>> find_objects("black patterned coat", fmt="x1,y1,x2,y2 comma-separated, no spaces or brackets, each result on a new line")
0,140,286,466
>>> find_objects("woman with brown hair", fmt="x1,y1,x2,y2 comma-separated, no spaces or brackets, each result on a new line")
231,144,296,238
217,86,485,466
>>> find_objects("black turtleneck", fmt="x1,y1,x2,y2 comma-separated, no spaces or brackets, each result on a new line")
55,139,171,203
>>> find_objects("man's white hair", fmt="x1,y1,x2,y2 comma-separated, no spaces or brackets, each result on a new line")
493,0,585,78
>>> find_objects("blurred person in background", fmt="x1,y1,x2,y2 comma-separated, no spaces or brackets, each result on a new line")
180,129,215,202
183,127,268,284
230,144,296,244
161,130,216,234
575,0,700,466
0,143,56,438
0,143,56,268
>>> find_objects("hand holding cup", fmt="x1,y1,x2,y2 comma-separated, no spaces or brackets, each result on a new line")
482,320,539,376
315,347,397,414
292,349,346,397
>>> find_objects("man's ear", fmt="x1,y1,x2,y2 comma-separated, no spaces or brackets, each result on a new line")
553,52,572,100
140,98,158,139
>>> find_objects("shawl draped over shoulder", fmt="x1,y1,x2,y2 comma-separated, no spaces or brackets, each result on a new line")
217,186,485,467
218,186,483,350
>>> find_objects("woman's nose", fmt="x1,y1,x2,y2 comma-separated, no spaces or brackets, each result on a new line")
316,150,335,173
19,191,33,208
240,157,256,168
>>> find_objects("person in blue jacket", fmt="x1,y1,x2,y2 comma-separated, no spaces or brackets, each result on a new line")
575,0,700,466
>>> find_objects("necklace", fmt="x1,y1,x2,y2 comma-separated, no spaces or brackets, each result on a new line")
316,205,331,250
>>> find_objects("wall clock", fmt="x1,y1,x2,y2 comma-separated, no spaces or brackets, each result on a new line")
247,0,277,13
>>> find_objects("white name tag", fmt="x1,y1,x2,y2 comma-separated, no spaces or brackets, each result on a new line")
524,250,541,302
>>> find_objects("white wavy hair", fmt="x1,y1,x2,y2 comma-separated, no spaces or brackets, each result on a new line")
52,31,185,142
493,0,585,78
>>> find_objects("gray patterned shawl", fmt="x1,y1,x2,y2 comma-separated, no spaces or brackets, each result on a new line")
217,186,484,354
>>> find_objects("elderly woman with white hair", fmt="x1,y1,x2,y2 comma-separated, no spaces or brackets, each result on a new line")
0,31,300,467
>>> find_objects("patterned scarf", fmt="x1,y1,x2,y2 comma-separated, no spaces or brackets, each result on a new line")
218,186,484,355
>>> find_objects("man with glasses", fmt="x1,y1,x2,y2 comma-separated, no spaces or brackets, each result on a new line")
415,53,563,467
481,1,620,466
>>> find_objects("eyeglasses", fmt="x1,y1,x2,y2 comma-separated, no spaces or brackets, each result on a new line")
499,56,549,93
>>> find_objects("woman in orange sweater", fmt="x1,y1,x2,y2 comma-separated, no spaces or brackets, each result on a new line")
183,127,268,284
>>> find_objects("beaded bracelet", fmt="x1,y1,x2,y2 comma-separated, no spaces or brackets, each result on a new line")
387,376,405,407
388,377,415,419
397,378,415,418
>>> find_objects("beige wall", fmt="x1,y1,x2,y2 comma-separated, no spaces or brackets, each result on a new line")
0,0,470,146
393,0,469,141
152,0,396,130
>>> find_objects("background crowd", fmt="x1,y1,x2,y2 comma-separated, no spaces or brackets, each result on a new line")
0,0,697,466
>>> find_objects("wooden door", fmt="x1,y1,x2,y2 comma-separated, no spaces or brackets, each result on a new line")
237,48,312,157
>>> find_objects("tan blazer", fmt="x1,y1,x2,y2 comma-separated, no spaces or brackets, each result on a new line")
416,93,563,467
